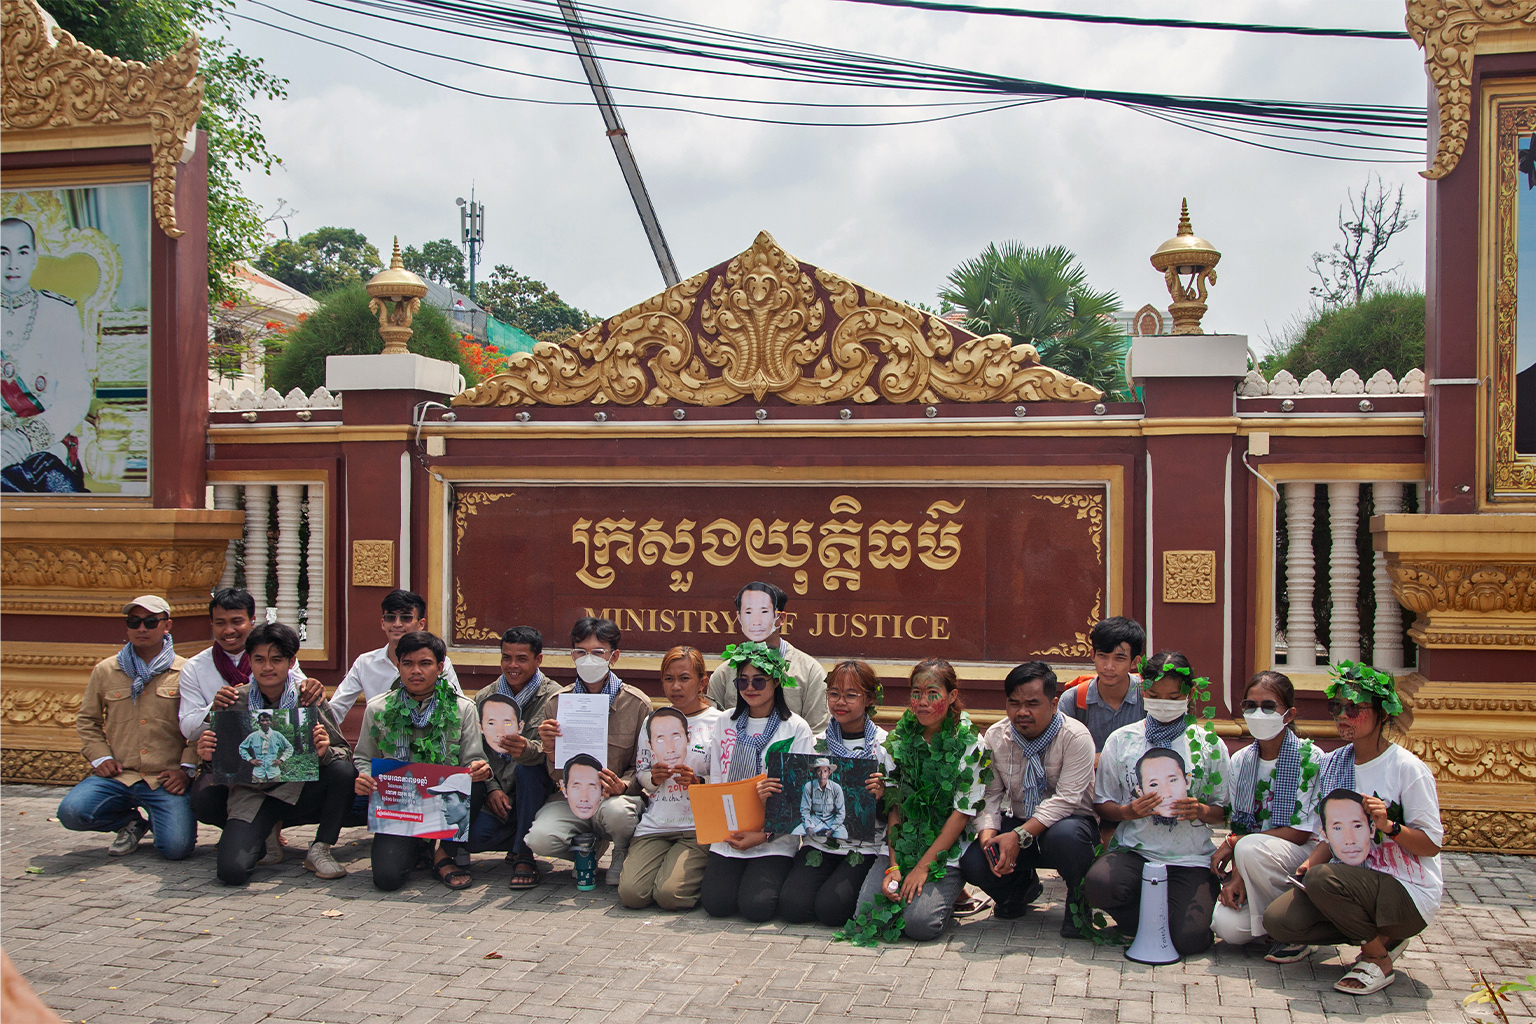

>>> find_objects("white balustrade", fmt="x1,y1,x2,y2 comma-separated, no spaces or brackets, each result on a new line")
1371,482,1406,669
213,483,241,591
1283,483,1318,669
1327,482,1361,662
243,484,271,617
209,480,327,648
305,488,325,647
274,484,305,628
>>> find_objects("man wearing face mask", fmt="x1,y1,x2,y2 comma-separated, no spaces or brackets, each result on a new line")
528,617,652,884
706,582,828,735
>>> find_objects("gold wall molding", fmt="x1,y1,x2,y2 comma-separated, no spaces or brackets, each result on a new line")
1405,0,1536,181
1442,809,1536,854
0,0,203,237
1484,86,1536,500
351,540,395,587
1,542,227,593
453,231,1101,410
1033,491,1105,559
0,687,81,729
1,748,89,786
1163,549,1217,603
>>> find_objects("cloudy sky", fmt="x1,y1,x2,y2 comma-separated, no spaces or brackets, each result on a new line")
226,0,1428,353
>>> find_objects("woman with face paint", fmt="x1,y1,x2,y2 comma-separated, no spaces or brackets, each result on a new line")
1262,662,1442,996
1210,671,1324,959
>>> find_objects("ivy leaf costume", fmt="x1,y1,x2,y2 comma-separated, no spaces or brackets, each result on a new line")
371,676,462,764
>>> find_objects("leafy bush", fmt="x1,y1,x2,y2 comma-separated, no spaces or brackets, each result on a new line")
1263,289,1424,381
267,283,478,395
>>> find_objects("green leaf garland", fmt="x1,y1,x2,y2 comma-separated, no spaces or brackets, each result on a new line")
371,677,461,764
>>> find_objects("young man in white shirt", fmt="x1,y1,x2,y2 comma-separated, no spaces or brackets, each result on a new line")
328,589,461,720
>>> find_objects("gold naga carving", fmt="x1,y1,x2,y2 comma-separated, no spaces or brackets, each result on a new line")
0,542,227,592
0,687,81,728
1162,550,1217,604
0,747,89,786
453,231,1102,409
1404,0,1536,181
0,0,204,237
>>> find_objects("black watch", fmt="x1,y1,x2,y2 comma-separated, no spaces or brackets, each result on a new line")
1387,820,1403,838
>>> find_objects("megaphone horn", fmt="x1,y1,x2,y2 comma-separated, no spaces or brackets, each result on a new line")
1124,860,1181,965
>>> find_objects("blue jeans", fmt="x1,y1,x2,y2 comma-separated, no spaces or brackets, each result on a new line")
467,763,552,859
57,775,196,860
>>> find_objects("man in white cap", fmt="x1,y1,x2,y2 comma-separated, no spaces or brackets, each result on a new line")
426,773,473,842
57,595,198,859
799,757,847,839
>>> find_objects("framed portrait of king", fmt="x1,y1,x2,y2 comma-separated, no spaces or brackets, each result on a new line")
1,180,151,496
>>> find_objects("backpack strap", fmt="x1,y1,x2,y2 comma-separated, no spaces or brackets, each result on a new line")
1063,675,1094,712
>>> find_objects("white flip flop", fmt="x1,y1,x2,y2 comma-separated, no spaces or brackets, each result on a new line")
1335,960,1397,996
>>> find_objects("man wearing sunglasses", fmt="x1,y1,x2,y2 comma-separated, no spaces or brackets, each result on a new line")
57,595,198,859
328,589,462,721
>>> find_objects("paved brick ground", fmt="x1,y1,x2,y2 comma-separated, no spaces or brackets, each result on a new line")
3,784,1533,1024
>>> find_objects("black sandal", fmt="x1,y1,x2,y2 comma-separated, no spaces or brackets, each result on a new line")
431,855,473,890
509,856,540,890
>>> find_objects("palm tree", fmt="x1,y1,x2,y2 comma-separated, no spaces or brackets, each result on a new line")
941,243,1129,399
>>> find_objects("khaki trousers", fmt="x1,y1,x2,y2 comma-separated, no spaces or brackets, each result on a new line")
1211,832,1317,945
1262,862,1427,946
619,832,708,910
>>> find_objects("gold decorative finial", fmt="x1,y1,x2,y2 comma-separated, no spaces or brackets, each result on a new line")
1149,199,1221,335
366,236,429,355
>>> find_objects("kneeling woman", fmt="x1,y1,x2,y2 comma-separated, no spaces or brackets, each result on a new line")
844,659,990,944
700,642,817,922
780,660,891,928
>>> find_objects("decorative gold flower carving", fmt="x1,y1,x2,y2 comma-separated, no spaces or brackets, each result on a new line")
0,747,89,785
0,543,226,591
1162,550,1217,604
350,540,395,588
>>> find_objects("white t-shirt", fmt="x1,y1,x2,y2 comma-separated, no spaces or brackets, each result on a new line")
806,723,893,857
1350,743,1444,923
1096,721,1233,868
328,646,461,719
634,706,722,838
1229,742,1322,834
707,711,817,859
177,645,305,739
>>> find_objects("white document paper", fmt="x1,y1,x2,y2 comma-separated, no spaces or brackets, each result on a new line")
554,691,610,771
722,794,739,832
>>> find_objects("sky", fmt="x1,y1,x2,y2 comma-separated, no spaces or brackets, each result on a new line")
225,0,1430,356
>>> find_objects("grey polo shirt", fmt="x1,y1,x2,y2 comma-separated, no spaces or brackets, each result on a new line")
1062,677,1145,751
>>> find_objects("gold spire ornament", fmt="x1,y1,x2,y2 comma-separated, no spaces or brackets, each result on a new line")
366,238,429,355
1149,199,1221,335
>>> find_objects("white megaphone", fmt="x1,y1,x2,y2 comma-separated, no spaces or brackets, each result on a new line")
1124,860,1181,965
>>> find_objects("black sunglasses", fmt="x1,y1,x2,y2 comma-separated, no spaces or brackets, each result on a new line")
1327,700,1370,719
125,615,166,629
381,613,419,624
1239,700,1284,713
735,675,771,692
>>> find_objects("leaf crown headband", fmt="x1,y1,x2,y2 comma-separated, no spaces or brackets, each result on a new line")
1324,660,1403,716
721,641,797,688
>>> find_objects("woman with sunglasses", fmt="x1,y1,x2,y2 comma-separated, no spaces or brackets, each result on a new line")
1210,671,1324,960
1262,661,1443,996
699,642,816,922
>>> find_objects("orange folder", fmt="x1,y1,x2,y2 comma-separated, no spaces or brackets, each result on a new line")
688,774,767,845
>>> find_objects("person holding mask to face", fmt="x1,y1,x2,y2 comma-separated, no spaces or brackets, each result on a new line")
530,617,652,885
846,659,990,944
1262,662,1442,995
1210,671,1324,959
1085,651,1231,955
620,646,721,911
707,582,828,735
700,642,816,922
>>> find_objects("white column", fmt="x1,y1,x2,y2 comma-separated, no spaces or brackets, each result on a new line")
244,484,271,619
213,483,241,591
275,484,304,629
304,483,325,649
1283,482,1318,668
1327,482,1362,663
1371,482,1406,669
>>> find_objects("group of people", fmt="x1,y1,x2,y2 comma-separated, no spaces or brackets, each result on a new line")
60,581,1443,996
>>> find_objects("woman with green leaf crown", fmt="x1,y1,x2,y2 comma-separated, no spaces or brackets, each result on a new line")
1210,670,1323,961
1262,661,1442,996
839,659,991,945
780,660,893,928
1084,650,1232,955
699,642,817,922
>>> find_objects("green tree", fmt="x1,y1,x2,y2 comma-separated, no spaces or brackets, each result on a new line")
476,264,596,338
267,282,478,395
44,0,287,306
256,227,383,296
401,239,466,290
940,243,1127,399
1263,288,1424,381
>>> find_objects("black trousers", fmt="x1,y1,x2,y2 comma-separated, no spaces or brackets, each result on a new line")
1083,848,1219,955
700,852,793,922
370,830,469,891
190,773,229,828
216,759,357,886
959,813,1099,910
779,847,876,927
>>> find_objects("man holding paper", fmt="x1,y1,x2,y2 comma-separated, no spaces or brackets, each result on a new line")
528,617,651,885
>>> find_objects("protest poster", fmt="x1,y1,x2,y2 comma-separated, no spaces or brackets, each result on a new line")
688,774,766,845
368,759,473,842
209,707,319,785
553,691,609,769
764,752,880,843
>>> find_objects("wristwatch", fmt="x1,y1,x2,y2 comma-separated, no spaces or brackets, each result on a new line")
1012,825,1036,849
1387,820,1403,838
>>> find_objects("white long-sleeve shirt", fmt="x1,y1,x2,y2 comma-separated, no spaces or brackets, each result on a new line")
328,646,461,719
177,645,306,739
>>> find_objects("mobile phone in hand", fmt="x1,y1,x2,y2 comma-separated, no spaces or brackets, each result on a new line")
984,841,1001,868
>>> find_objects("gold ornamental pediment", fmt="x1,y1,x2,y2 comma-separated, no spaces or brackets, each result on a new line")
1,0,203,237
452,231,1102,408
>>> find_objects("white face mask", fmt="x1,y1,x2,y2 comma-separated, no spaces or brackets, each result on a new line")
575,652,612,685
1143,697,1189,724
1244,709,1289,741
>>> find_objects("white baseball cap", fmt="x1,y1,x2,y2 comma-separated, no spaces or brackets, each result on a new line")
426,773,471,797
122,595,172,616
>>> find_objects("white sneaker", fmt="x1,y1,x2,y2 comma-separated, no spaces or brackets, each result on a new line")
304,842,347,880
107,817,149,857
257,824,284,865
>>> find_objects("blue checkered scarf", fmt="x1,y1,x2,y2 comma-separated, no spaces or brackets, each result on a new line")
1230,729,1304,834
117,635,176,702
1144,712,1188,749
597,671,623,708
248,678,299,711
825,716,877,758
496,670,544,714
1318,743,1356,795
727,711,783,783
1009,712,1063,820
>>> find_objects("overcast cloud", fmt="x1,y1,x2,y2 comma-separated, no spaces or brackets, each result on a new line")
228,0,1429,354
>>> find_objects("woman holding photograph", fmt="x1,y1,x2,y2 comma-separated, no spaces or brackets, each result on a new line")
699,642,817,922
780,660,890,928
842,659,990,944
1262,662,1442,995
619,646,722,911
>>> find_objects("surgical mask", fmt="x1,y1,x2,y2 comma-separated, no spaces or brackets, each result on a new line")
1143,698,1189,724
575,653,612,685
1244,709,1288,741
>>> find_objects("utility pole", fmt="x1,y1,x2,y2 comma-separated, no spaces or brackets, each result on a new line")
456,189,484,301
557,0,681,287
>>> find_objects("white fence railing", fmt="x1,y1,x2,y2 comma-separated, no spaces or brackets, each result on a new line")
210,479,326,648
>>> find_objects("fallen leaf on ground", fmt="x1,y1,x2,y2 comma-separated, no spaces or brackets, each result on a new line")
483,952,502,960
24,867,42,874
